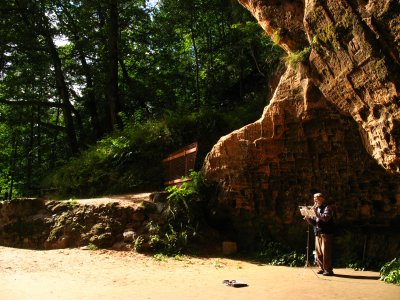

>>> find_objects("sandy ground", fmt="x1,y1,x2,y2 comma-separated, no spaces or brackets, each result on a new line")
2,195,399,299
1,246,399,300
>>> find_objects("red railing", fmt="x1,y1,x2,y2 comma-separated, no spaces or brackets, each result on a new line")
162,142,198,186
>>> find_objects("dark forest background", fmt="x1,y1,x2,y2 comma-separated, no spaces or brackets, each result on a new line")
0,0,283,199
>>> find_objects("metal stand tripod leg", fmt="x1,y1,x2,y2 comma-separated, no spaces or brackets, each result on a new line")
305,223,311,268
303,224,319,278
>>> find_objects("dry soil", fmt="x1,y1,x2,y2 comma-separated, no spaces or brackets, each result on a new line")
1,246,399,300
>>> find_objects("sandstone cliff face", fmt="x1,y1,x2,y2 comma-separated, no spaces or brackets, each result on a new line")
203,0,400,256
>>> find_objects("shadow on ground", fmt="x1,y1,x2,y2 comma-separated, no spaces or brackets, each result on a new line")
333,274,380,280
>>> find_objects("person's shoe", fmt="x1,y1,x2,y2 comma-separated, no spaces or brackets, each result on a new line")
317,269,324,274
323,270,334,276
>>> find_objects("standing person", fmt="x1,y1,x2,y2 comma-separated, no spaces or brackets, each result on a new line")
305,193,335,276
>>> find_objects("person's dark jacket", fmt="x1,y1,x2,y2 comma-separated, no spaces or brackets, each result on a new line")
307,204,334,235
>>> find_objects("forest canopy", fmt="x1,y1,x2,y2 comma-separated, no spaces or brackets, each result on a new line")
0,0,283,198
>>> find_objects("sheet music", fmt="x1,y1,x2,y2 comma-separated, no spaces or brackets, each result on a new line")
299,206,316,218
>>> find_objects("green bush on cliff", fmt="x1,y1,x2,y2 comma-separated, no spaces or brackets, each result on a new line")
380,258,400,285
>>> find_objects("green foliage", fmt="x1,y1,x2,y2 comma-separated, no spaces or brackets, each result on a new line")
165,170,202,206
312,23,339,52
153,253,169,262
149,223,190,255
87,243,99,251
254,241,306,267
271,27,289,46
43,118,173,197
146,171,205,255
347,258,384,272
319,24,337,46
271,28,283,45
132,236,144,252
380,258,400,285
68,198,79,206
285,47,311,67
164,171,204,223
43,97,266,199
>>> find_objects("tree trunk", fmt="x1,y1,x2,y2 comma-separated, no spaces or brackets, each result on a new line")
44,33,79,154
8,134,18,200
15,1,79,154
189,23,201,110
105,0,120,130
27,109,34,192
61,6,103,139
79,51,103,139
119,58,149,113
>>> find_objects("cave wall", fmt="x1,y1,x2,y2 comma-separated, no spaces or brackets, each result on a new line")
203,0,400,257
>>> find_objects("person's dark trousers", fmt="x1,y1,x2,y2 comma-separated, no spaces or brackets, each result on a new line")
315,233,333,272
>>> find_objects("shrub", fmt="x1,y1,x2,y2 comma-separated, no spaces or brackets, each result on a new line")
255,241,306,267
42,118,173,197
347,257,384,272
87,243,98,251
380,258,400,285
147,171,205,255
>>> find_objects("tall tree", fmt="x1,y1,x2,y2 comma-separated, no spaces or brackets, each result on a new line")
105,0,121,129
55,0,103,139
1,0,79,154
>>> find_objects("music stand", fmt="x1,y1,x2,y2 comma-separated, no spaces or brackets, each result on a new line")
298,206,316,270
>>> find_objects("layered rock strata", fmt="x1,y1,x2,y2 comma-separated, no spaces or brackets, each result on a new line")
203,0,400,256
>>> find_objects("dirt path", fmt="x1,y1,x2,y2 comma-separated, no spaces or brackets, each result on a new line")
74,192,153,207
1,246,399,300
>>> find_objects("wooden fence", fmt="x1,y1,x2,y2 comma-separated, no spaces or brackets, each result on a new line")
162,142,198,186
